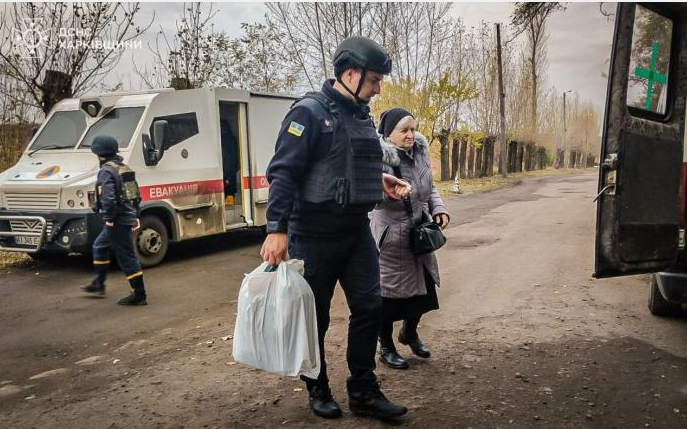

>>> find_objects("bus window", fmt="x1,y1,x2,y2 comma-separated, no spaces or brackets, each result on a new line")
627,5,673,116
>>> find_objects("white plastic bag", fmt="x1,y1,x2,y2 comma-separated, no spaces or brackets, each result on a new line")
232,260,320,378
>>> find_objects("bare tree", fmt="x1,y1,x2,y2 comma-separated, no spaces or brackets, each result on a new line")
266,2,377,91
0,71,41,171
134,3,226,90
511,2,564,137
217,22,298,93
0,2,150,114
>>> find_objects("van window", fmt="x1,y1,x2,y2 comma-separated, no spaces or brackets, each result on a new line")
627,5,673,116
29,110,87,150
150,112,199,150
80,107,145,149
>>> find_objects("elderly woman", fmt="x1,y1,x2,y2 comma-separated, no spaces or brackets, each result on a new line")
370,108,450,370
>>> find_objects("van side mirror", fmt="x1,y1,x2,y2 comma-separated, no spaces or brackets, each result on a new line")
153,120,167,153
143,120,168,166
142,133,156,166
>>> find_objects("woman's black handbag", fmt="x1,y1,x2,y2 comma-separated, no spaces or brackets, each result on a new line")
410,212,447,255
392,166,446,255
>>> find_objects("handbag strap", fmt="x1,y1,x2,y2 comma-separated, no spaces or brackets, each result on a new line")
391,165,415,221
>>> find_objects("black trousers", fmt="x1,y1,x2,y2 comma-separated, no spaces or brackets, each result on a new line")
288,227,381,394
92,224,142,279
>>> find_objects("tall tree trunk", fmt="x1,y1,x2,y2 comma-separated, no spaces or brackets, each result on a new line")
467,144,475,179
440,129,450,181
451,138,460,180
459,139,468,179
485,137,494,177
531,71,537,136
476,145,484,178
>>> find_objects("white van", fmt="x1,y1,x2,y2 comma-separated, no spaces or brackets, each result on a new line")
0,88,296,266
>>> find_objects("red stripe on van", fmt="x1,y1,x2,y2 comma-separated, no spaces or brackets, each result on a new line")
243,176,269,189
140,179,224,201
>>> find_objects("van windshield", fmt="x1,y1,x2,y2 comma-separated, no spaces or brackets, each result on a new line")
29,110,87,151
79,107,145,150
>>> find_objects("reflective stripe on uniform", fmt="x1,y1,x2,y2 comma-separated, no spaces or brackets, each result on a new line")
93,260,110,265
126,271,143,280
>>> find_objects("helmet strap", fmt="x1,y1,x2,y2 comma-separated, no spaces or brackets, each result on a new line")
336,68,368,105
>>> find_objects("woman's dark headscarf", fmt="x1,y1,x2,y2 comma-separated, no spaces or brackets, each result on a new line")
378,107,414,137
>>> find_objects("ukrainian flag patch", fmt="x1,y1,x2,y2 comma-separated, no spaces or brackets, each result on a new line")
287,121,305,137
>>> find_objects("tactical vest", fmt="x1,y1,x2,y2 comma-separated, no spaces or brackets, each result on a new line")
92,160,141,212
297,92,383,210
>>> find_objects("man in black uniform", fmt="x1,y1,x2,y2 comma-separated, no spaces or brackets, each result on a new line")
261,37,411,420
81,135,148,306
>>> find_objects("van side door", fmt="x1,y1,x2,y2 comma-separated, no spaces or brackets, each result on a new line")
595,3,687,278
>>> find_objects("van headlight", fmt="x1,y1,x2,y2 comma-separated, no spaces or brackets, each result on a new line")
76,190,84,198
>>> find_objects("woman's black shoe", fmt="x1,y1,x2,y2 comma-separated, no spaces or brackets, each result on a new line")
398,332,431,358
379,346,409,369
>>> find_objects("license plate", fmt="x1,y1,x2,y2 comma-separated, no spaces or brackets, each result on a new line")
15,236,41,246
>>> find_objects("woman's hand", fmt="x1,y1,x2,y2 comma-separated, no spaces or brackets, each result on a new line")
433,214,450,230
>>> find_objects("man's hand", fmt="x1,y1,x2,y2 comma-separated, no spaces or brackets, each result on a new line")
260,232,287,266
105,221,114,227
131,219,141,232
433,214,450,230
382,173,412,200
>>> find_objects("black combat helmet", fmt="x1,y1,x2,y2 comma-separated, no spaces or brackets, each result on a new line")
332,36,392,103
91,135,119,156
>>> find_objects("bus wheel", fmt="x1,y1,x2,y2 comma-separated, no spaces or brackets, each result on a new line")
648,274,682,317
135,215,169,268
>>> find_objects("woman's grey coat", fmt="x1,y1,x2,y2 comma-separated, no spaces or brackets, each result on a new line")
369,132,449,299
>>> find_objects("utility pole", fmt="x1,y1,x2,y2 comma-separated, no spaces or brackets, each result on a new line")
584,111,590,168
562,90,571,168
496,23,508,178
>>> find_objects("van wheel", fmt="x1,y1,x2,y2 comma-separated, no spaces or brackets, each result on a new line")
135,215,169,268
648,274,682,317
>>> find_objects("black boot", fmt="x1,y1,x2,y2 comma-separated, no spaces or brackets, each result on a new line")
308,384,342,419
118,274,147,306
398,330,430,359
348,382,408,419
379,344,409,370
81,279,106,295
82,263,107,295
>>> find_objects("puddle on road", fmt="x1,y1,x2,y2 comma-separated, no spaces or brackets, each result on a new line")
447,235,500,249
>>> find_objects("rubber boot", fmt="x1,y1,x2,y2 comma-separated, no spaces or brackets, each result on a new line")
82,263,108,295
117,273,147,306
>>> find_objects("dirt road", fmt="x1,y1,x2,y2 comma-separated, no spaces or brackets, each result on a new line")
2,173,687,429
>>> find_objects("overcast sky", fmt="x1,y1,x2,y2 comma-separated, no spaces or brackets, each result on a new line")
116,2,615,110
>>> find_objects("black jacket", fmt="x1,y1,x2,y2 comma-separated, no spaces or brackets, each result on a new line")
265,79,374,236
97,155,138,226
